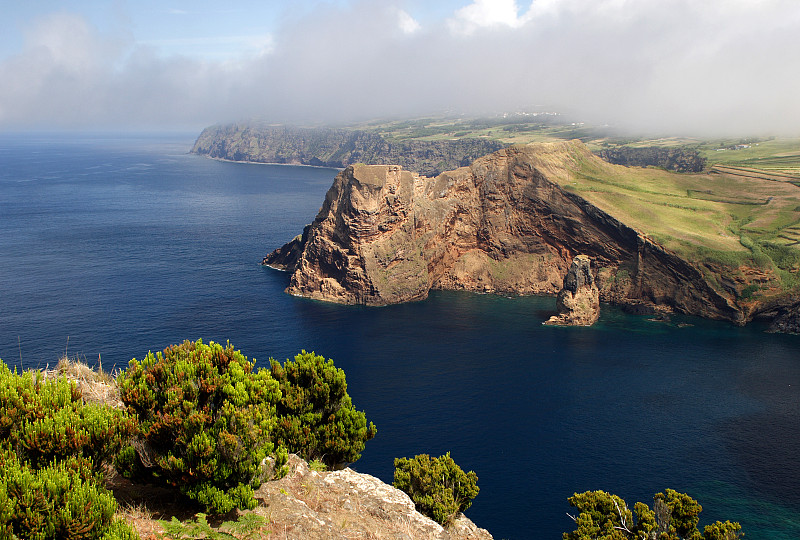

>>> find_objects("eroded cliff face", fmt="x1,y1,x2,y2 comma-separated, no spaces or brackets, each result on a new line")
264,141,753,323
545,255,601,326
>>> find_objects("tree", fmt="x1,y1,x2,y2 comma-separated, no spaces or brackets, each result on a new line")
393,452,479,526
564,489,743,540
270,351,376,469
116,339,283,514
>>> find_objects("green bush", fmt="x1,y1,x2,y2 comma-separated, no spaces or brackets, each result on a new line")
0,359,137,474
158,512,269,540
393,452,479,526
270,351,376,469
0,446,138,540
116,339,283,514
564,489,742,540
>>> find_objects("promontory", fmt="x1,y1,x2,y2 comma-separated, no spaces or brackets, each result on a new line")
264,140,800,331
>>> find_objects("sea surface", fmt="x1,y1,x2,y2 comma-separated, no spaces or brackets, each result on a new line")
1,133,799,539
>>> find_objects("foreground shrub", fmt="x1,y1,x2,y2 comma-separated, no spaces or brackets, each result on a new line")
393,452,479,526
158,512,269,539
564,489,742,540
117,339,283,514
270,351,376,469
0,447,138,540
0,359,137,474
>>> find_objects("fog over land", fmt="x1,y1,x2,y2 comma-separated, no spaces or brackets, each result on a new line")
1,0,799,135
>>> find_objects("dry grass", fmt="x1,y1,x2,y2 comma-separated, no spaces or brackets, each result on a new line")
46,355,124,408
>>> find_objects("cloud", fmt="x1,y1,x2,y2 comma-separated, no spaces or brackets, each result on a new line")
396,9,421,34
1,1,800,135
448,0,528,34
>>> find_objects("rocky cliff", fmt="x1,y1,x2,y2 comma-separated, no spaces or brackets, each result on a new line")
249,454,492,540
191,124,506,177
264,140,800,326
545,255,601,326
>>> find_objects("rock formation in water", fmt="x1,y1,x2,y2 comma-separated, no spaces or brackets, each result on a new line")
253,454,493,539
191,123,506,177
545,255,600,326
264,140,800,327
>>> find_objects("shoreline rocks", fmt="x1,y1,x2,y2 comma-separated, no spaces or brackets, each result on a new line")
545,255,600,326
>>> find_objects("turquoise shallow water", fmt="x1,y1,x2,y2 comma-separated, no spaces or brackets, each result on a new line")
1,133,798,539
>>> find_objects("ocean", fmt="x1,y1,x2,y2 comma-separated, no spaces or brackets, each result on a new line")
1,133,798,539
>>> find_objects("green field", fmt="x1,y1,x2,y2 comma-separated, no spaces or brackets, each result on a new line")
541,143,800,297
351,114,800,175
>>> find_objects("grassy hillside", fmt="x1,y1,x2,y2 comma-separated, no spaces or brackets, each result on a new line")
546,144,800,299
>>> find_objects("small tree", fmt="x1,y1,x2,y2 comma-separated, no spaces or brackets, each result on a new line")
116,339,283,514
270,351,376,469
393,452,479,526
564,489,743,540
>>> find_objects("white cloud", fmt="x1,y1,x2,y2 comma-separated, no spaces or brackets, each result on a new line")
397,9,421,34
1,0,799,135
448,0,528,34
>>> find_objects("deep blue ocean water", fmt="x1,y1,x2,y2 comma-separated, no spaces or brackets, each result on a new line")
1,133,799,539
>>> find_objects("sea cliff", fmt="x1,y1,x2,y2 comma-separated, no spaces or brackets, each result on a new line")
264,140,800,328
192,123,506,177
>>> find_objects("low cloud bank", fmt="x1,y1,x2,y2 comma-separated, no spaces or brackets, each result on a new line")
2,0,799,135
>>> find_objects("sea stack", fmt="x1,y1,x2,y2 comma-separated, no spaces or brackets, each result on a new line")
545,255,600,326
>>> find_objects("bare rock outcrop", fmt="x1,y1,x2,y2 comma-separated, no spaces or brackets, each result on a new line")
264,141,752,323
545,255,600,326
252,455,492,540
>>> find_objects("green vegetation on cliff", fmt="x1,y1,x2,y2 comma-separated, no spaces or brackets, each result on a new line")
270,350,376,469
0,359,139,539
393,452,479,526
552,142,800,306
564,489,742,540
0,351,747,538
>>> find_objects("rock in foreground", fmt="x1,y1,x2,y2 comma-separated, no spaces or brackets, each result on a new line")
253,455,492,539
545,255,600,326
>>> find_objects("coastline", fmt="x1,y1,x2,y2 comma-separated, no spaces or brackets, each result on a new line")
195,152,344,170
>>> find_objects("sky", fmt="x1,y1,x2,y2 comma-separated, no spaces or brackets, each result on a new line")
1,0,799,135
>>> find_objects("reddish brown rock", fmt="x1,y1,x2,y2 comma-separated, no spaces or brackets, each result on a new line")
264,141,779,325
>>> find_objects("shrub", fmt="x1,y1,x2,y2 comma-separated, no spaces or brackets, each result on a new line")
393,452,479,526
116,339,283,514
564,489,743,540
0,359,137,474
158,512,269,540
0,448,138,540
270,351,376,469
